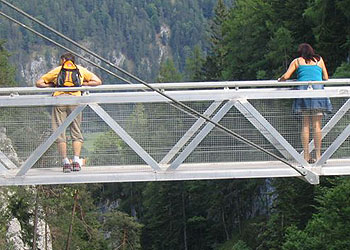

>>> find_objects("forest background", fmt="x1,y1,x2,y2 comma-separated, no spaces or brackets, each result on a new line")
1,0,350,249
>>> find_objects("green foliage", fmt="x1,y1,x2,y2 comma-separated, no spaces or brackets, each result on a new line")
283,177,350,250
222,0,274,80
38,185,106,249
232,240,252,250
89,129,127,165
0,0,218,82
141,179,267,250
6,187,34,247
203,0,229,80
157,58,183,82
265,27,295,78
333,62,350,78
102,211,143,249
0,40,16,87
254,178,316,250
304,0,350,73
185,44,206,81
141,181,187,249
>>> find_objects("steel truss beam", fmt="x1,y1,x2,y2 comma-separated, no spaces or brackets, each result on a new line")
1,81,350,185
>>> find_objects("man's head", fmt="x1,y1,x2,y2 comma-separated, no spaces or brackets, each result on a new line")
60,52,76,65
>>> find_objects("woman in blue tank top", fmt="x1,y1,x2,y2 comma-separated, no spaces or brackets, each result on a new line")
278,43,332,164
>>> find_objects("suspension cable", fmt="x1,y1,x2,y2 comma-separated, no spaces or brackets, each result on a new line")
0,1,306,176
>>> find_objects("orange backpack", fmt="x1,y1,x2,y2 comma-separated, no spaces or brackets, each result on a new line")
56,60,82,87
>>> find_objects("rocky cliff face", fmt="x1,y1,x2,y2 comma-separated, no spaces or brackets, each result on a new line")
0,127,53,249
0,127,20,167
16,22,171,86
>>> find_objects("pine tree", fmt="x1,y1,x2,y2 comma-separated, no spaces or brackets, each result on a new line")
185,44,206,81
157,58,183,83
283,178,350,250
203,0,229,80
304,0,350,74
0,40,16,87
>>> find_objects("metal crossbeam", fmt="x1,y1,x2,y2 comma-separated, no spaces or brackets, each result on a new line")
168,101,235,170
89,104,161,171
0,150,17,169
234,99,308,165
317,123,350,166
160,101,223,164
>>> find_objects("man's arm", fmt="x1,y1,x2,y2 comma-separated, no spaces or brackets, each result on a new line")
82,74,102,86
36,78,55,88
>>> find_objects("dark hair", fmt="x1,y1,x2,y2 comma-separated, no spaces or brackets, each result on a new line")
297,43,320,63
60,52,75,63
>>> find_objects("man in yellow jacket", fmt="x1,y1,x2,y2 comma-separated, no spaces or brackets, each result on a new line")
36,52,102,173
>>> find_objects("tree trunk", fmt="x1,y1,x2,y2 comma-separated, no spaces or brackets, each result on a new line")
33,187,39,250
45,207,48,250
182,186,188,250
221,208,229,241
66,190,79,250
122,228,128,250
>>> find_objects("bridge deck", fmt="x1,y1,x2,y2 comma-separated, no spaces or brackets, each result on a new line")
2,158,350,186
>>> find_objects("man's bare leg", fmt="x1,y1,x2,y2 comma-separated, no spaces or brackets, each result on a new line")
72,141,82,171
73,141,82,157
58,142,67,159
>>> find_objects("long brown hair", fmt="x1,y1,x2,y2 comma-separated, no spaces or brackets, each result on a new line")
297,43,321,63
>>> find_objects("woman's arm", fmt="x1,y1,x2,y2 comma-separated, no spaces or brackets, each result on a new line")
320,57,329,80
278,59,297,81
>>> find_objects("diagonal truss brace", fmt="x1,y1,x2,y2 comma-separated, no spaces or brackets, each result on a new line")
0,151,17,175
306,98,350,158
160,101,223,164
89,104,161,171
16,105,87,176
0,150,18,169
234,99,309,166
0,162,7,174
167,99,318,183
168,101,235,170
234,99,319,183
317,123,350,166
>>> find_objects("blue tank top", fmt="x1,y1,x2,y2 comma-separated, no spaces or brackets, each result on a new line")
292,60,332,114
297,65,322,81
296,64,323,90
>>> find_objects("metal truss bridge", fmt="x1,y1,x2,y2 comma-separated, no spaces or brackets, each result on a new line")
1,79,350,186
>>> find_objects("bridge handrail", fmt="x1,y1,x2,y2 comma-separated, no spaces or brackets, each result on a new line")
1,78,349,94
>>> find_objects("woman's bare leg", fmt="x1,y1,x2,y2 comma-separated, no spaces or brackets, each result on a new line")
312,114,323,160
301,114,311,161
